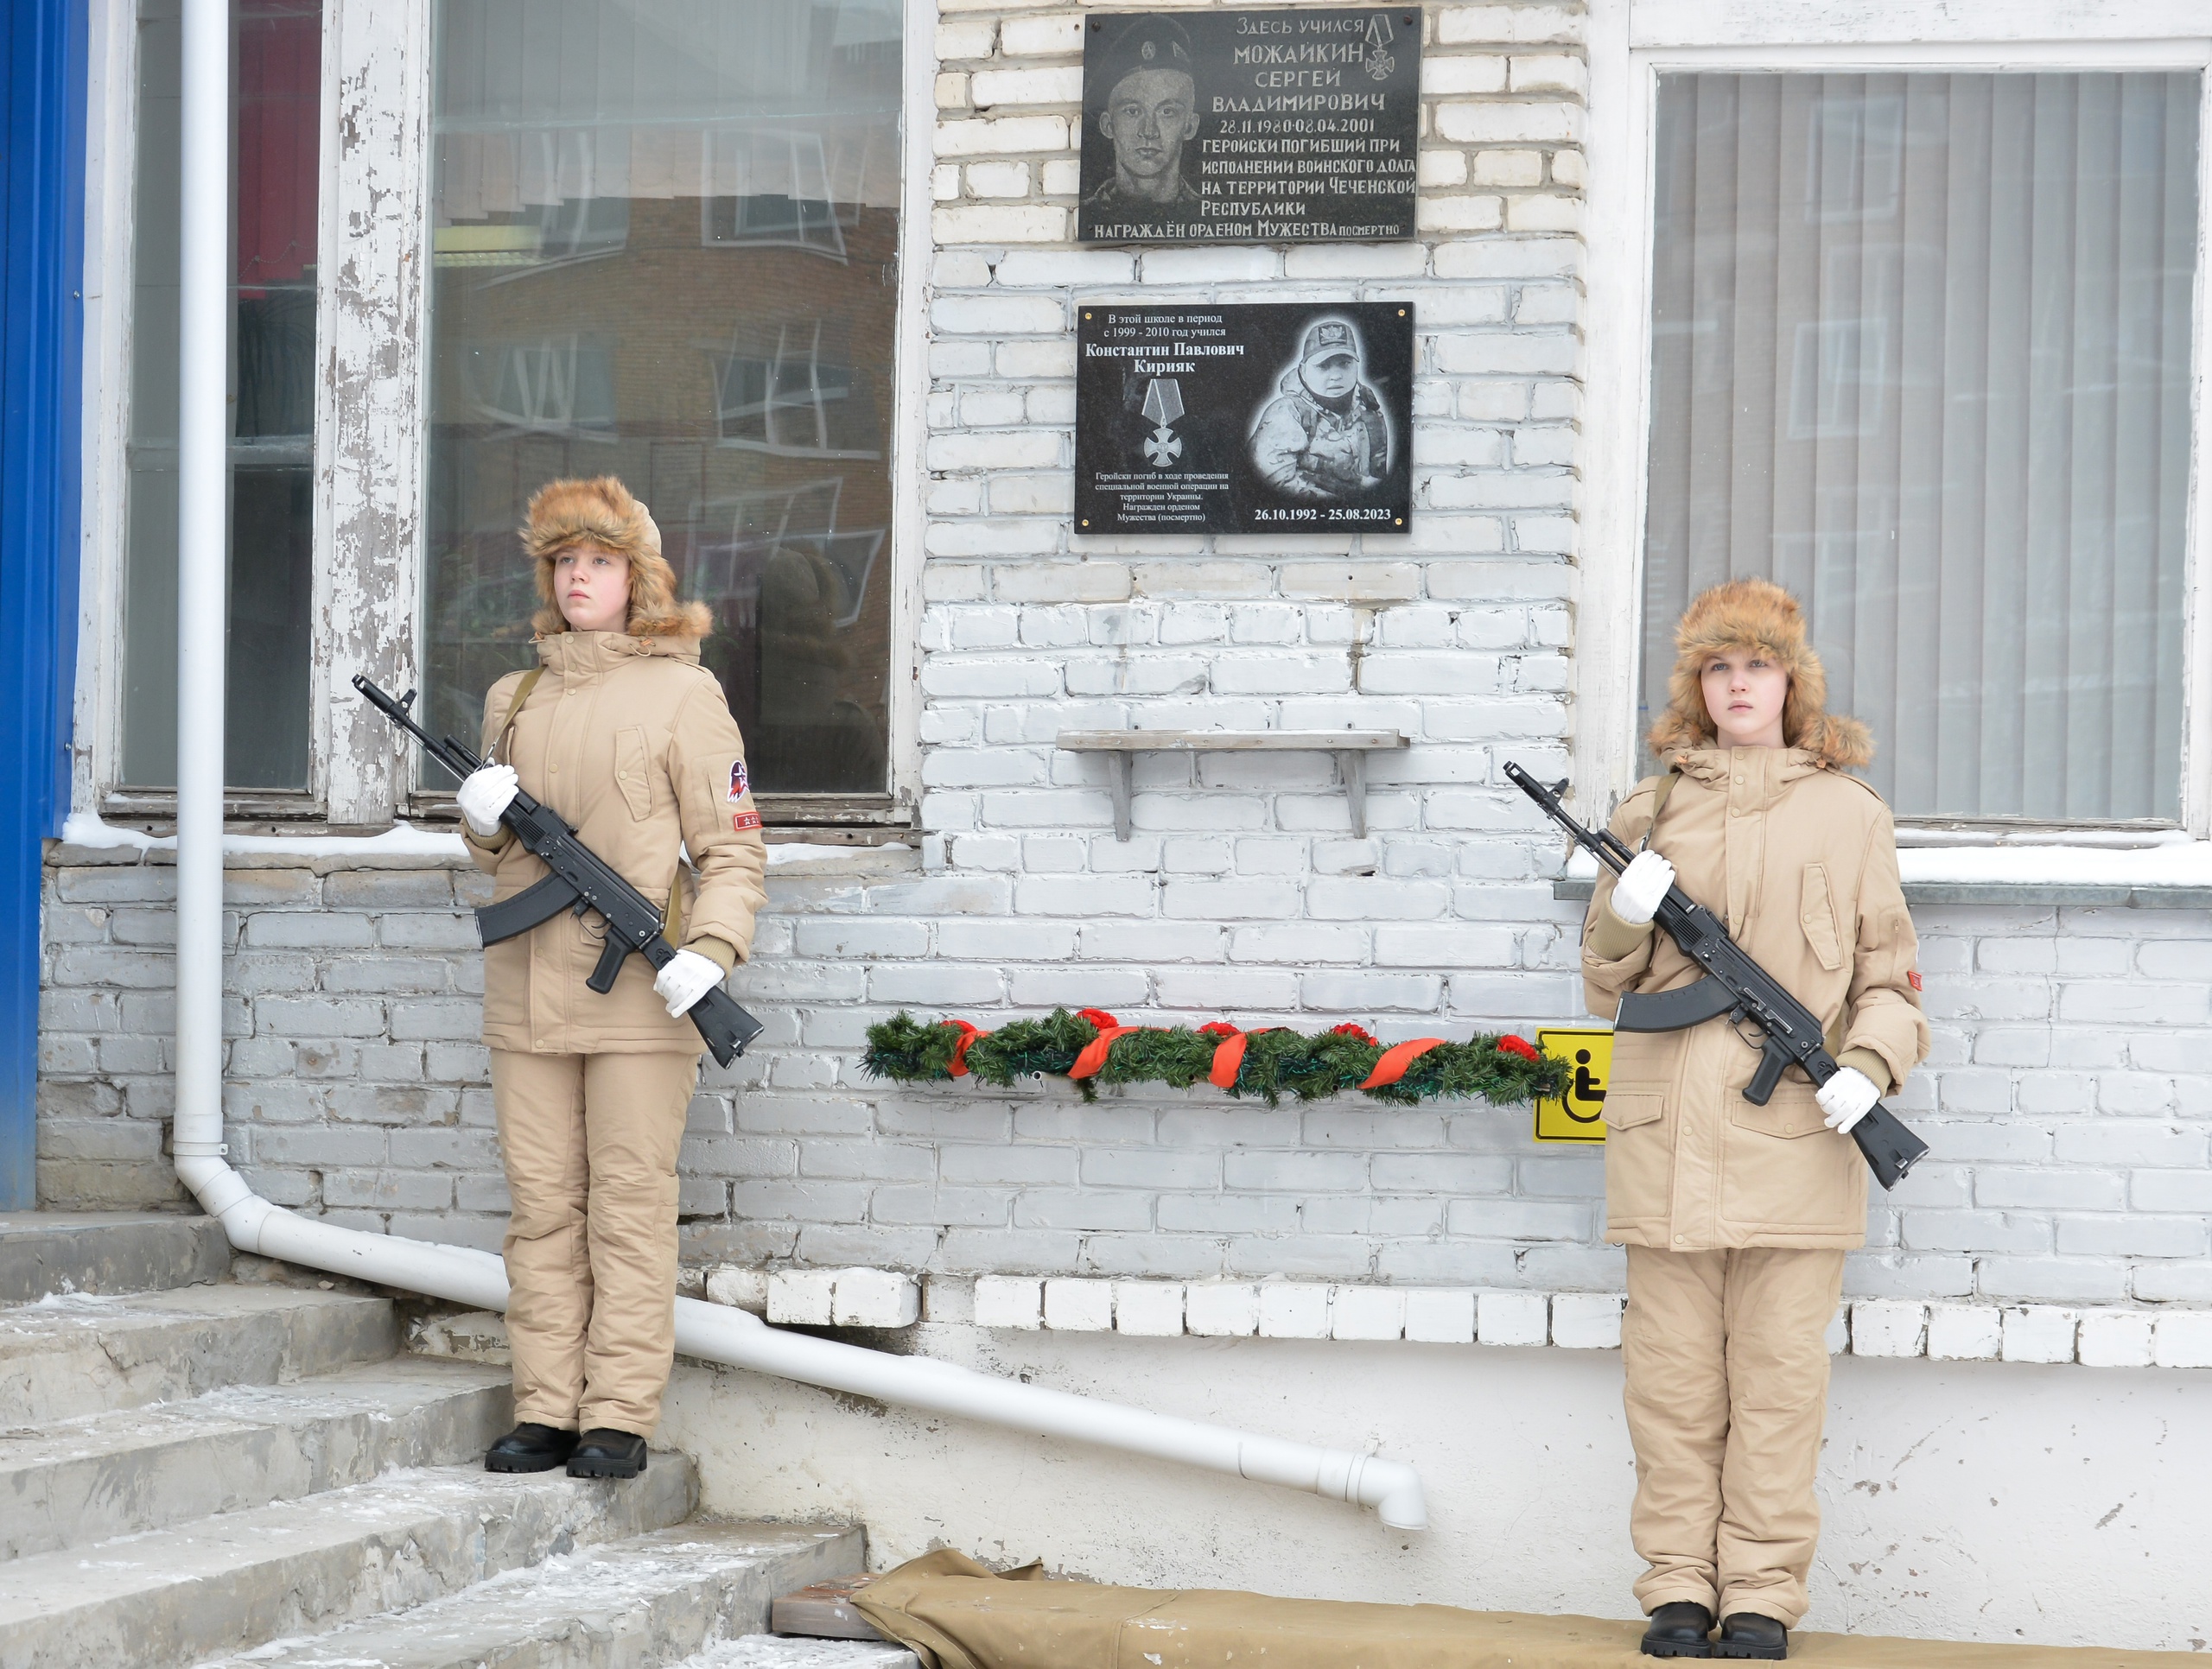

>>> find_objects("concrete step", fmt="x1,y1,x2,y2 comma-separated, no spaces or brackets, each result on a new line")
0,1212,229,1304
0,1355,513,1559
672,1640,919,1669
0,1454,696,1669
0,1283,396,1424
196,1521,868,1669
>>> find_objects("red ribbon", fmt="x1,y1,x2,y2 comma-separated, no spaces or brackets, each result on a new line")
1199,1022,1247,1088
939,1019,986,1077
1359,1038,1447,1089
1070,1025,1143,1079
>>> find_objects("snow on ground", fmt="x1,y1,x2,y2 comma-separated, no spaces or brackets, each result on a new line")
669,1637,918,1669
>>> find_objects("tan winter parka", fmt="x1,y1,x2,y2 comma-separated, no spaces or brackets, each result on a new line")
463,630,768,1054
1581,746,1929,1250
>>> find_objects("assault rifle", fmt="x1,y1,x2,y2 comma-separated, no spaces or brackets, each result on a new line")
1507,762,1928,1190
354,675,764,1068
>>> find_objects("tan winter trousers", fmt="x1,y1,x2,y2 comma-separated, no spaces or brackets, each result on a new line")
491,1049,701,1436
1622,1243,1847,1628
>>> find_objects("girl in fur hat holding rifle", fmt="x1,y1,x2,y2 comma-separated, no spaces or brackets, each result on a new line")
1582,579,1929,1660
454,478,767,1480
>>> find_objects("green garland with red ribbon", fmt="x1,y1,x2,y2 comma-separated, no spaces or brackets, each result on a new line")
862,1006,1567,1107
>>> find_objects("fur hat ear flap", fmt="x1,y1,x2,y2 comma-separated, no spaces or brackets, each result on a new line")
1645,577,1873,770
523,476,712,638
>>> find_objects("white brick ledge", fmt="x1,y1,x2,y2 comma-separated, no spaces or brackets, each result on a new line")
697,1267,2212,1368
705,1265,922,1328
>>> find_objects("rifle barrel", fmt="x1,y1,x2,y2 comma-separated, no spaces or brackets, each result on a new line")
1504,761,1631,876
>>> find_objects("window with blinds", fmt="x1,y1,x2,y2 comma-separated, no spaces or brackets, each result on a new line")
1641,72,2201,823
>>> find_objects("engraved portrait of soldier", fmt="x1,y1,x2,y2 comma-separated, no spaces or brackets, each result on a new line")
1248,317,1392,502
1081,17,1205,226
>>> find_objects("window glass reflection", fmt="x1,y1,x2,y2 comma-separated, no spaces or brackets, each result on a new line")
121,0,321,791
423,0,903,798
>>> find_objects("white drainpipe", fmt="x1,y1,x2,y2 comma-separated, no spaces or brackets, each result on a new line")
163,0,1425,1534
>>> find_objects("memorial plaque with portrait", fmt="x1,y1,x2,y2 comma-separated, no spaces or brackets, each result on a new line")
1077,8,1421,244
1075,301,1414,535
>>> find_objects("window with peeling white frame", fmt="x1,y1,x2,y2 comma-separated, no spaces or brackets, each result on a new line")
417,0,905,815
117,0,322,799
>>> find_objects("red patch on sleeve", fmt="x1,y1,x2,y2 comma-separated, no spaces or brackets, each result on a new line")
732,810,762,832
1908,970,1923,992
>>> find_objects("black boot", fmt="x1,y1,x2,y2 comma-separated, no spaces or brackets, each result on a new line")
485,1422,578,1473
1640,1601,1714,1658
1712,1613,1788,1660
566,1427,650,1479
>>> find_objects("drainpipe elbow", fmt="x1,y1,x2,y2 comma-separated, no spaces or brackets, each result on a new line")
173,1154,270,1253
1358,1457,1429,1532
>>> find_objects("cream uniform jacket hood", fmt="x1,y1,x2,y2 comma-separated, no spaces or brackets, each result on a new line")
464,629,768,1054
1581,746,1929,1250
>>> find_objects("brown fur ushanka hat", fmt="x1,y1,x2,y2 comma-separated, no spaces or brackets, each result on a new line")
522,476,713,639
1646,577,1872,770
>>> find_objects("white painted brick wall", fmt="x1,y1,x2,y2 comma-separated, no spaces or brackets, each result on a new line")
35,850,2212,1314
35,3,2212,1334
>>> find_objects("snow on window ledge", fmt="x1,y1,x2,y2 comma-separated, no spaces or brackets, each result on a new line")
1558,841,2212,906
47,812,916,878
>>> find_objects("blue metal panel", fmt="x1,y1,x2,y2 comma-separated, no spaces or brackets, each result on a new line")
0,0,87,1209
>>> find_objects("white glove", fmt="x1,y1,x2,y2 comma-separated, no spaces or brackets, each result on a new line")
654,949,724,1018
457,763,518,838
1817,1066,1881,1134
1609,851,1676,926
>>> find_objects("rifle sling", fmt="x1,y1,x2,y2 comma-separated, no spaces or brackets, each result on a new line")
491,666,544,765
1637,765,1680,853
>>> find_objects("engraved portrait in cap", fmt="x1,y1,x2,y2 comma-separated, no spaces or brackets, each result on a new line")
1248,316,1391,502
1076,301,1413,533
1081,16,1205,229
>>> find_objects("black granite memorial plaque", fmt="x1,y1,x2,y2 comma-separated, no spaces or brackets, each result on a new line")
1075,301,1414,536
1077,9,1421,244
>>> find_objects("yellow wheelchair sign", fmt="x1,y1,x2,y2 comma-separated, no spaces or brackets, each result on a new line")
1534,1028,1613,1143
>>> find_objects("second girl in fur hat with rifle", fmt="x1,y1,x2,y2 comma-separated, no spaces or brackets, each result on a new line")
1582,579,1929,1660
456,477,767,1481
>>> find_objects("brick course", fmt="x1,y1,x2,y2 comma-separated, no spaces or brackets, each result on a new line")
35,842,2212,1307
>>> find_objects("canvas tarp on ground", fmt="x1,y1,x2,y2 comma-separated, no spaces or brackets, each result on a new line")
850,1550,2200,1669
